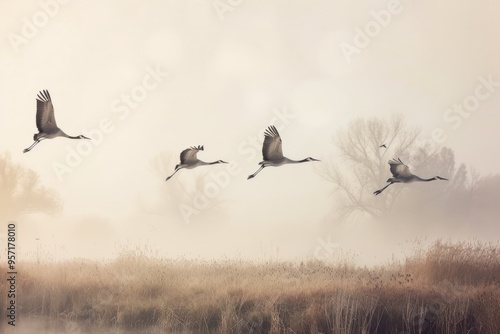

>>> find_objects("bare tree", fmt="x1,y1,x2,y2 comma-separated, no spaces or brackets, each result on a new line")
0,152,61,221
321,115,420,219
321,115,474,221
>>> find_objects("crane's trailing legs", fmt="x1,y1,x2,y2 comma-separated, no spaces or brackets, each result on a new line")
23,140,41,153
373,182,396,196
166,168,181,181
247,164,266,180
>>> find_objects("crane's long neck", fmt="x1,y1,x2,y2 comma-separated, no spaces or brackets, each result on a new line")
285,158,309,164
414,175,437,182
56,130,73,139
64,132,85,140
198,160,222,166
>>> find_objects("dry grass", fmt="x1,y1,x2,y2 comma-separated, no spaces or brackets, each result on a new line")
1,240,499,333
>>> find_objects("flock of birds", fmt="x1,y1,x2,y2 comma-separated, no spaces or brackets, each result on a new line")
23,90,449,195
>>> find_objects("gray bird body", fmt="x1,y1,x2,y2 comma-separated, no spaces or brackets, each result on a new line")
23,90,90,153
247,125,319,179
374,158,448,195
166,145,227,181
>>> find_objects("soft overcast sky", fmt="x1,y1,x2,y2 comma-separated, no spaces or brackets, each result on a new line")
1,0,499,264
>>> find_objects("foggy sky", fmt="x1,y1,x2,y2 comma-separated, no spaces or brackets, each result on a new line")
1,0,499,265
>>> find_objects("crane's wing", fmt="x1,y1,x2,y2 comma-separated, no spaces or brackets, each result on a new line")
36,90,58,132
180,145,203,164
262,125,283,160
388,158,412,177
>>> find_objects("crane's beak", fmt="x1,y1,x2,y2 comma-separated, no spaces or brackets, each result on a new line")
311,158,321,162
82,135,91,140
437,176,448,181
220,160,229,164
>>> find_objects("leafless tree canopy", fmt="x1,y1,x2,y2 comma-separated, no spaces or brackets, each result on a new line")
321,115,481,222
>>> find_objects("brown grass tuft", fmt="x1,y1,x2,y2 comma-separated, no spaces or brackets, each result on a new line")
1,240,499,333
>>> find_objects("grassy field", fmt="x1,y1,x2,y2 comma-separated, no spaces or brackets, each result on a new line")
1,240,499,333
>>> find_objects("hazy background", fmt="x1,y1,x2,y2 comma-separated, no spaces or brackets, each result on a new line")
1,0,499,266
